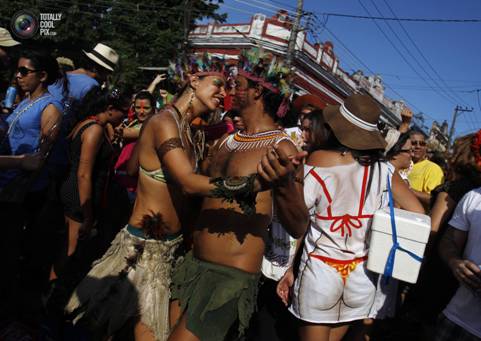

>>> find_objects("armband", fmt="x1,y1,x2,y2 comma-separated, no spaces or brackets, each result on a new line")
157,137,183,161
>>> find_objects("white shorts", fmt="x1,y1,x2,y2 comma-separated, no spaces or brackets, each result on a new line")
289,253,382,323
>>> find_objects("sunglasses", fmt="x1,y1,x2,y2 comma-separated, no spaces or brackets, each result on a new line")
16,66,40,77
411,140,426,146
400,149,413,154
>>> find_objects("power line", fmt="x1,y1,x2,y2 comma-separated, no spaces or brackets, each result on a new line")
378,74,481,83
318,22,436,122
381,0,477,129
265,0,299,12
355,0,471,128
316,12,481,23
219,3,257,16
360,0,459,107
239,0,298,15
232,0,283,15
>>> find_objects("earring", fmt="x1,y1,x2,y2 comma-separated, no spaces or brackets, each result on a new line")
188,89,196,114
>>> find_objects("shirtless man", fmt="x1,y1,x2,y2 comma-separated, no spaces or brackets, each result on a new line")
169,51,309,341
66,56,267,341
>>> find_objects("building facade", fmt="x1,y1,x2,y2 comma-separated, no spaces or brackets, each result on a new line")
190,10,410,127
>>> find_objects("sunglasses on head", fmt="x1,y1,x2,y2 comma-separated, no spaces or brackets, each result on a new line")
16,66,40,77
411,140,426,146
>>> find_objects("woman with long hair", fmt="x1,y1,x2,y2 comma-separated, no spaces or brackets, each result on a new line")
58,86,128,268
301,109,328,154
277,94,423,341
66,55,270,341
0,48,63,323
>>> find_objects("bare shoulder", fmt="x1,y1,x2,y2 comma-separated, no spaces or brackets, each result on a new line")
82,123,103,138
42,103,61,117
142,110,180,140
306,150,342,167
276,138,298,155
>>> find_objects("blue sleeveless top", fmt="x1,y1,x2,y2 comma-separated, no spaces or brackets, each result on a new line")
0,93,60,191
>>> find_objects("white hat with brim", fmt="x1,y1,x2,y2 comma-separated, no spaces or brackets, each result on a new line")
83,43,118,72
0,28,20,47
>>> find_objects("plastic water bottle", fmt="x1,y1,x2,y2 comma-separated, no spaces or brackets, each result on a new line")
3,85,17,110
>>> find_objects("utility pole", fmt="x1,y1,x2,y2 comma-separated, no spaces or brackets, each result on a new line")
448,105,474,148
182,0,193,56
286,0,304,67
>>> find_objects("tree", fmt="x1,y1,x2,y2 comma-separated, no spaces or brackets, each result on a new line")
0,0,226,87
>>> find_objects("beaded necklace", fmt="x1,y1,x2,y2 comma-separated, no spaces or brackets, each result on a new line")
224,129,289,152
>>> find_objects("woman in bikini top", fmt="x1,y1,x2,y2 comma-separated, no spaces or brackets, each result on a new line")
127,72,227,240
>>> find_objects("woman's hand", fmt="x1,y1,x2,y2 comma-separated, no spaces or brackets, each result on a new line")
114,125,124,142
277,267,295,306
153,73,167,86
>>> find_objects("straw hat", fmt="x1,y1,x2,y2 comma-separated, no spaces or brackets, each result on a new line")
323,94,386,150
0,27,20,47
83,43,118,72
56,56,75,69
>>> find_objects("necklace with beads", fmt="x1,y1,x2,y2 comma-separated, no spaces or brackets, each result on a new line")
224,129,289,152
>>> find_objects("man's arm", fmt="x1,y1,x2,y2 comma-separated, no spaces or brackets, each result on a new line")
439,226,481,291
258,141,308,238
398,107,412,133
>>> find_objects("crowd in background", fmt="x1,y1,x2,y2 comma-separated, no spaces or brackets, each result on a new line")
0,26,480,341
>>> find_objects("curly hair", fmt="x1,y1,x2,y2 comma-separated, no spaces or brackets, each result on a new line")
448,132,481,182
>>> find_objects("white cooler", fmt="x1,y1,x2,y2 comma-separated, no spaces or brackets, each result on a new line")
367,207,431,284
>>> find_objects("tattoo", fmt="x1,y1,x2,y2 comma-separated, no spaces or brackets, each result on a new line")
157,137,183,161
140,212,169,240
210,174,258,215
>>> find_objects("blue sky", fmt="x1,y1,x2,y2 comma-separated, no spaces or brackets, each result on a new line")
205,0,481,137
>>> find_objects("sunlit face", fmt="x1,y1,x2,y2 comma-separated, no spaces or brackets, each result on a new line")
134,98,153,122
16,57,45,93
194,75,226,112
231,75,250,111
299,106,314,124
410,133,427,162
301,117,312,148
395,139,413,169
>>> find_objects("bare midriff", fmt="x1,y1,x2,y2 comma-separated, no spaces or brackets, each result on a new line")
193,191,272,274
128,168,188,236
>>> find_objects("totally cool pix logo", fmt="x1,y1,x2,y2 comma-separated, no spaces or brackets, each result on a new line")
11,10,62,38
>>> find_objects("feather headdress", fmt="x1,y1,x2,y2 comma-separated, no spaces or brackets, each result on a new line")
236,48,293,117
168,52,228,90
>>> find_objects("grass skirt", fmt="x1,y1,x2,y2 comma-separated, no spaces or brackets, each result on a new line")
66,226,183,340
171,252,260,341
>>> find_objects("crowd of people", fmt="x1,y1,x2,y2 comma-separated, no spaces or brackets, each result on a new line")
0,26,480,341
